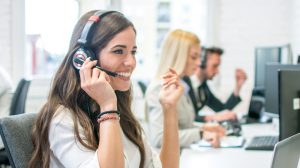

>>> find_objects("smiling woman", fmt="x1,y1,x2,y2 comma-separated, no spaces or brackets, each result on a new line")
28,10,181,168
98,27,137,91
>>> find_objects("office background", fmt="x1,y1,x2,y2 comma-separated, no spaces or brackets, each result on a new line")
0,0,299,114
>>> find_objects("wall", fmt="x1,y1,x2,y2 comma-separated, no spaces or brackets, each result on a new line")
0,0,12,78
78,0,110,16
2,0,300,114
0,0,25,86
207,0,297,114
291,0,300,59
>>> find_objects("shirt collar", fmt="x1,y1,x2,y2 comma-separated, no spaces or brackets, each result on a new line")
191,75,203,86
180,79,190,95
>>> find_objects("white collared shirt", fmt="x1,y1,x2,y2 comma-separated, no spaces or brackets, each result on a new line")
190,75,204,107
49,106,162,168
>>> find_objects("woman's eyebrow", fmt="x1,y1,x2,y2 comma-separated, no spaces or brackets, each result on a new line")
111,45,137,50
112,45,127,49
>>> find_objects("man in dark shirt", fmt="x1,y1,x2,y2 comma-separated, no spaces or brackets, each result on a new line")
183,47,247,122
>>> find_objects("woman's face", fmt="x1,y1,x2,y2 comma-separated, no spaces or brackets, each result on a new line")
182,44,201,76
98,27,137,91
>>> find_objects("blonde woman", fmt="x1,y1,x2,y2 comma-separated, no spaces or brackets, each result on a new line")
146,29,224,148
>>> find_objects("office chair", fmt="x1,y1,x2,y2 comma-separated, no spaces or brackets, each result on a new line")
0,78,31,167
9,78,31,115
0,113,37,168
137,81,147,96
0,149,10,167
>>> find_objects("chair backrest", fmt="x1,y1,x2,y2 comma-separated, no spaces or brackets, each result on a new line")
9,78,31,115
137,81,147,96
0,113,37,168
271,133,300,168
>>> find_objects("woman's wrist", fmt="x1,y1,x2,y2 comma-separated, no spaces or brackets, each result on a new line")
161,103,177,111
99,101,117,112
97,111,120,123
234,86,240,96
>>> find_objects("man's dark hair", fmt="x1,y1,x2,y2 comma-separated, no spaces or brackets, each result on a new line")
205,47,224,56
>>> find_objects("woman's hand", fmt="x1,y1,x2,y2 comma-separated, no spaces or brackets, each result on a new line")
202,131,221,148
202,123,226,137
159,68,184,110
158,68,181,168
79,58,117,112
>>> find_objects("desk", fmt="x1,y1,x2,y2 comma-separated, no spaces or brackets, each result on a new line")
180,123,278,168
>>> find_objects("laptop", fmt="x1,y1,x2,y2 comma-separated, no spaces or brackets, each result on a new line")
271,133,300,168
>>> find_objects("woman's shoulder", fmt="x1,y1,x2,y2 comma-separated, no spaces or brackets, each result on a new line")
51,105,74,126
145,80,161,95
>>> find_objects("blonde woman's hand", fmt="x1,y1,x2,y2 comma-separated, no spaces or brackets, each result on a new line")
203,131,221,148
79,58,117,112
202,123,226,137
159,68,184,110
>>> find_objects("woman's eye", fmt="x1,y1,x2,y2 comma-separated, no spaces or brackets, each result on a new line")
131,50,137,56
113,49,123,54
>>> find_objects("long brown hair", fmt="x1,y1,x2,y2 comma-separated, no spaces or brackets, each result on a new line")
28,10,145,168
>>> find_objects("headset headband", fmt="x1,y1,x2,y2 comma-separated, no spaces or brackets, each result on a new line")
77,11,117,46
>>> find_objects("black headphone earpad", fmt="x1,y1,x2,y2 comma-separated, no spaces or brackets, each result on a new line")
200,49,206,69
72,48,96,71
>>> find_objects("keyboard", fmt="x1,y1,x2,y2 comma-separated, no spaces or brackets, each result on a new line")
245,136,278,151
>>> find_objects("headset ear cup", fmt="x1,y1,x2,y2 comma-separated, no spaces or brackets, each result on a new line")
72,48,95,71
200,48,206,69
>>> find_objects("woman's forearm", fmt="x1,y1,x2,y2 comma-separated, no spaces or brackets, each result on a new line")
98,120,124,168
160,106,180,168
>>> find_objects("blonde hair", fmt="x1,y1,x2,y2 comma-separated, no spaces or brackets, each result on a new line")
155,29,200,79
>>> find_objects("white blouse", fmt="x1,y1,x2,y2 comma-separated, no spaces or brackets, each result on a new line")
49,106,162,168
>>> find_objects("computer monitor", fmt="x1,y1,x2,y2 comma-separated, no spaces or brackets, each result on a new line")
264,64,300,117
278,70,300,140
255,47,281,91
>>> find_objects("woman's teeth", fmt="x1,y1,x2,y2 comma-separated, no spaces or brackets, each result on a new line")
118,72,131,78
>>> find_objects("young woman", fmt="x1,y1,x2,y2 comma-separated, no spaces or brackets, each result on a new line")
146,29,224,148
29,10,181,168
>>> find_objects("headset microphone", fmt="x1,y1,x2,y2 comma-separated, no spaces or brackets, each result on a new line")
200,47,207,69
73,57,118,77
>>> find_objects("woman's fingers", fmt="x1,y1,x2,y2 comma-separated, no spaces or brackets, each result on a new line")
204,132,221,148
92,68,101,81
163,76,177,86
169,68,178,75
98,70,108,81
79,58,90,84
80,58,97,82
163,78,178,89
162,68,178,79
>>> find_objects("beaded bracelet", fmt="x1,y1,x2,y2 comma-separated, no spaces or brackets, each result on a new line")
97,114,120,123
97,110,120,120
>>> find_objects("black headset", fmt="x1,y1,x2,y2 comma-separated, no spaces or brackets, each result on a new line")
200,46,207,69
72,10,117,71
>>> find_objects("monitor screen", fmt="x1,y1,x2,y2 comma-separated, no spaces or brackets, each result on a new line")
278,70,300,140
255,47,281,89
265,64,300,116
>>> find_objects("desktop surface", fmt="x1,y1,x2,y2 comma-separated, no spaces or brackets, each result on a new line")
180,123,278,168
